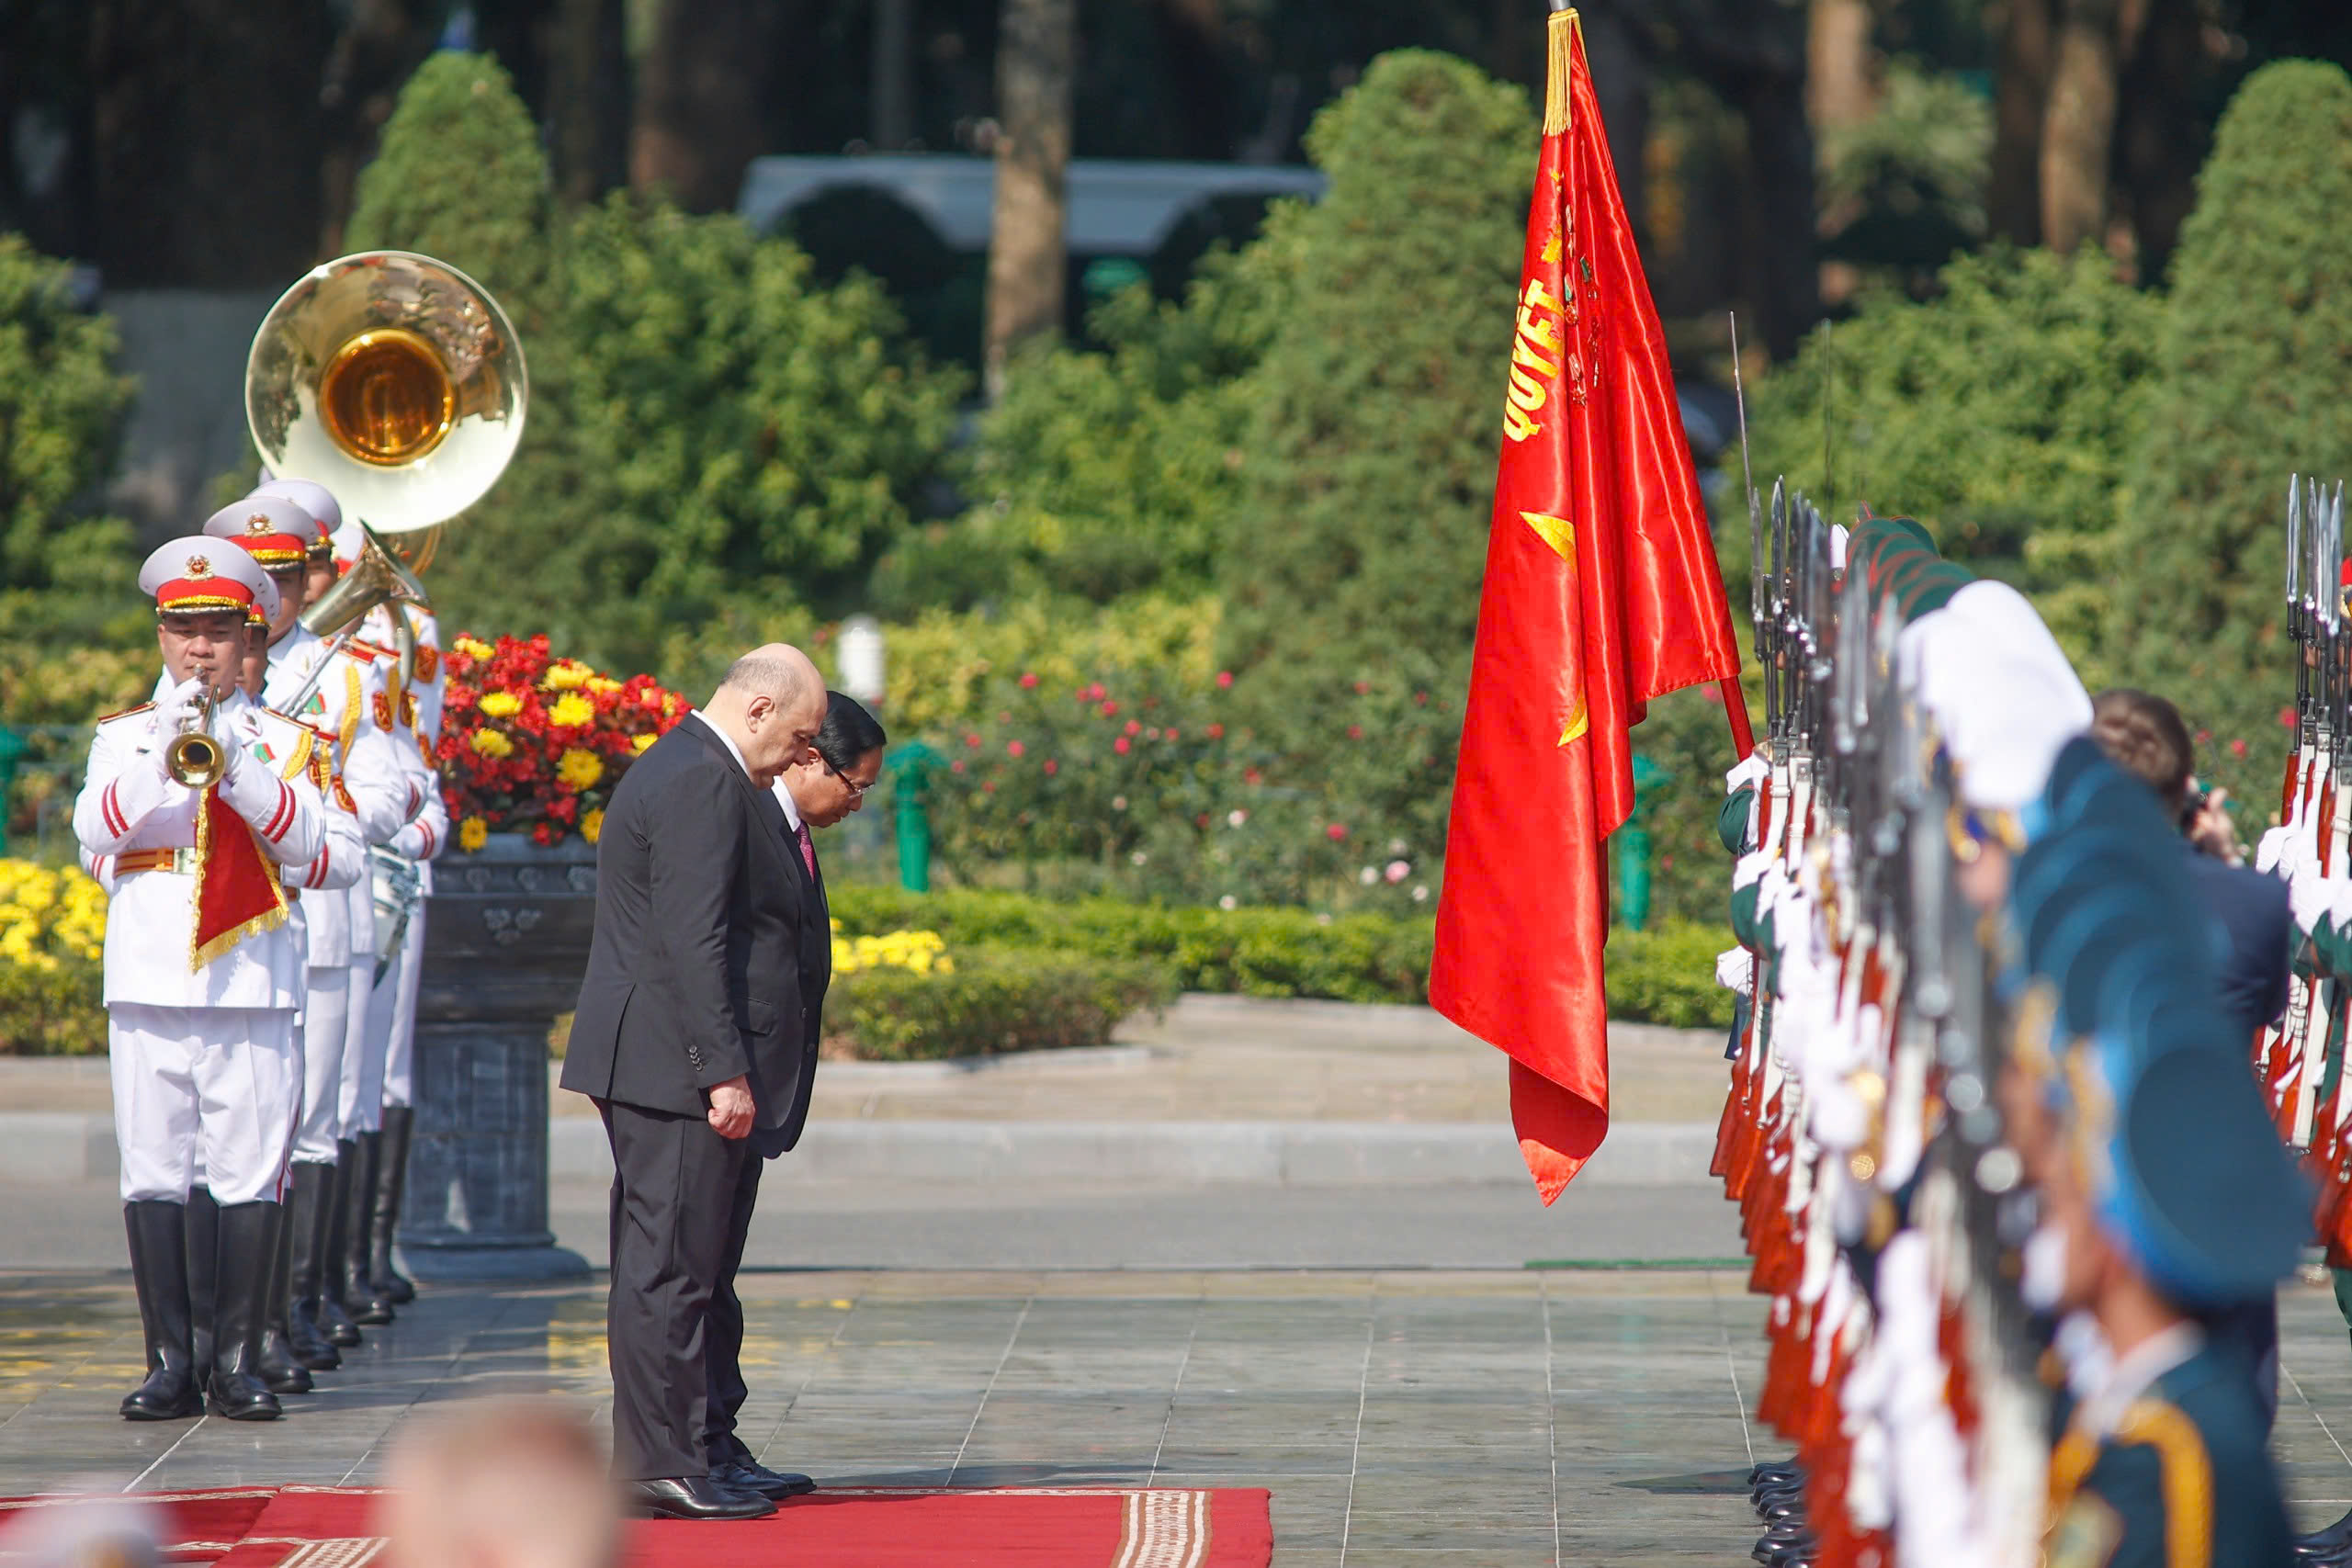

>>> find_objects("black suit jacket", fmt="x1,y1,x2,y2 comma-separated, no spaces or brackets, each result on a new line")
752,795,832,1157
562,715,819,1146
2180,843,2292,1044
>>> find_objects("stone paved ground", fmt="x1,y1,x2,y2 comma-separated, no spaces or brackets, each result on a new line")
4,1269,2352,1565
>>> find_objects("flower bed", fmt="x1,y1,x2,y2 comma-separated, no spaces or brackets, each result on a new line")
0,861,107,1055
438,633,689,848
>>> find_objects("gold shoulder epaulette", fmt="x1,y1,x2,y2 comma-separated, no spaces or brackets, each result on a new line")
95,701,156,726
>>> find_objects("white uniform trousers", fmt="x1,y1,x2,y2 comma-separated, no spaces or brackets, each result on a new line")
371,905,426,1109
292,967,351,1163
339,957,384,1135
109,1004,298,1205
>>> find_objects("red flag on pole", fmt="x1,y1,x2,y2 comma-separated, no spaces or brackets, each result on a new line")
1430,6,1747,1203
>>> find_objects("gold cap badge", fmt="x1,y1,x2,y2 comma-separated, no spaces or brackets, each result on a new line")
186,554,213,577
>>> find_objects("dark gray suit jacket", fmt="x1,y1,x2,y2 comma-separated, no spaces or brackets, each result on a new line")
561,714,820,1147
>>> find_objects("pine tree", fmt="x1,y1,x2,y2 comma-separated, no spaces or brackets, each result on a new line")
2109,61,2352,751
343,52,556,319
1214,49,1533,822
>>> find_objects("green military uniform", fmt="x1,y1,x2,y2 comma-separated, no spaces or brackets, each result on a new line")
2046,1335,2293,1568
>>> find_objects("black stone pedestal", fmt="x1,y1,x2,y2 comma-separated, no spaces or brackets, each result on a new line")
400,834,595,1282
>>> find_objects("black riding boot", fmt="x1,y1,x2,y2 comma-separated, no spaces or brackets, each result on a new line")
206,1201,283,1419
184,1185,218,1372
343,1132,395,1325
317,1140,363,1348
121,1200,200,1420
285,1159,341,1370
256,1200,312,1394
369,1105,416,1303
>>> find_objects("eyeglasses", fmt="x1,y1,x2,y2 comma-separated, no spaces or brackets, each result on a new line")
820,756,871,797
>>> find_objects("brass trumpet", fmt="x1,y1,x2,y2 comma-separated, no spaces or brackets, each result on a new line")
164,692,225,789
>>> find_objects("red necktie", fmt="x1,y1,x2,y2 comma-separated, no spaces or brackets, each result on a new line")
796,820,816,881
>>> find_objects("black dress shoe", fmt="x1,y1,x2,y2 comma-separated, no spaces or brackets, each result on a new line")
713,1458,816,1499
1749,1460,1802,1486
2302,1509,2352,1557
628,1477,776,1520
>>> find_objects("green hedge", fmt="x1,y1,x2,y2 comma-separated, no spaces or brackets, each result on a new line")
827,884,1734,1027
832,946,1178,1062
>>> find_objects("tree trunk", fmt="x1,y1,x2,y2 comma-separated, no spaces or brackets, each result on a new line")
551,0,629,203
1988,0,2053,244
871,0,917,151
2040,0,2123,255
1731,69,1819,364
1806,0,1876,304
630,0,782,212
1805,0,1875,134
317,0,435,257
88,0,327,288
983,0,1073,402
1148,0,1232,162
2112,0,2203,284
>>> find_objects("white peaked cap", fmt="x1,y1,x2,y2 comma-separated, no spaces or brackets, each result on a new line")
1899,579,2091,813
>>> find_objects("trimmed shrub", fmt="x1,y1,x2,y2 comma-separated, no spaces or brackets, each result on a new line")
0,861,107,1056
829,946,1178,1062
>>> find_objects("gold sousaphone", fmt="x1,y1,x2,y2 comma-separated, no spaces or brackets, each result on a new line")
245,250,526,693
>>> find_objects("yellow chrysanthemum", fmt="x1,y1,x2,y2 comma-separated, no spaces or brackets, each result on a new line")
585,676,622,695
556,748,605,792
582,808,605,845
541,660,593,692
454,635,494,658
632,732,658,755
478,692,524,719
470,729,515,759
831,928,949,977
548,694,595,728
458,816,490,852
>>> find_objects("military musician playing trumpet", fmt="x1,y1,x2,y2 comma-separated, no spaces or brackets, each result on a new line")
74,539,331,1422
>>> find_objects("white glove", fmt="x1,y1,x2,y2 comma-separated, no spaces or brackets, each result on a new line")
2290,860,2337,934
1724,753,1768,795
2256,825,2295,875
150,677,207,779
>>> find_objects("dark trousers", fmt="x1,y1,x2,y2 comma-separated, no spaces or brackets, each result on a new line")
599,1098,748,1482
702,1151,765,1465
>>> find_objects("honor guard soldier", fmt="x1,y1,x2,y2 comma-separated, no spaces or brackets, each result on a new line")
74,539,330,1422
205,496,406,1351
276,484,446,1309
2027,1036,2304,1568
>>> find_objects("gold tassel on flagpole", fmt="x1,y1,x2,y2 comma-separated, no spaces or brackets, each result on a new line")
1544,6,1578,138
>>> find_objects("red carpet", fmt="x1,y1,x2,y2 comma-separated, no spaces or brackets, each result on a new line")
0,1487,277,1563
4,1484,1273,1568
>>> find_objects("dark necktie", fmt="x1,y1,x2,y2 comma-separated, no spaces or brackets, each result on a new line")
796,819,816,882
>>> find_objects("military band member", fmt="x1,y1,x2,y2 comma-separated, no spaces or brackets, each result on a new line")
74,539,328,1422
204,496,407,1348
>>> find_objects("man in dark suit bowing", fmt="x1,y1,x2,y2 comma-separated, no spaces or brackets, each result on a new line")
562,644,827,1521
700,692,890,1502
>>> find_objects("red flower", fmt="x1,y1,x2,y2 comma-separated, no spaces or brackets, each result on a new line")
965,732,982,749
1195,813,1210,829
982,780,998,793
2194,729,2211,745
1205,724,1224,739
1354,681,1371,695
1125,719,1142,737
1165,728,1181,742
1245,767,1263,784
1019,671,1039,689
1414,691,1429,706
1114,737,1131,754
1044,760,1059,776
951,760,966,773
1101,701,1119,717
1326,823,1349,841
2231,738,2248,758
1215,671,1233,689
1007,739,1025,758
2283,706,2300,729
1347,724,1363,740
